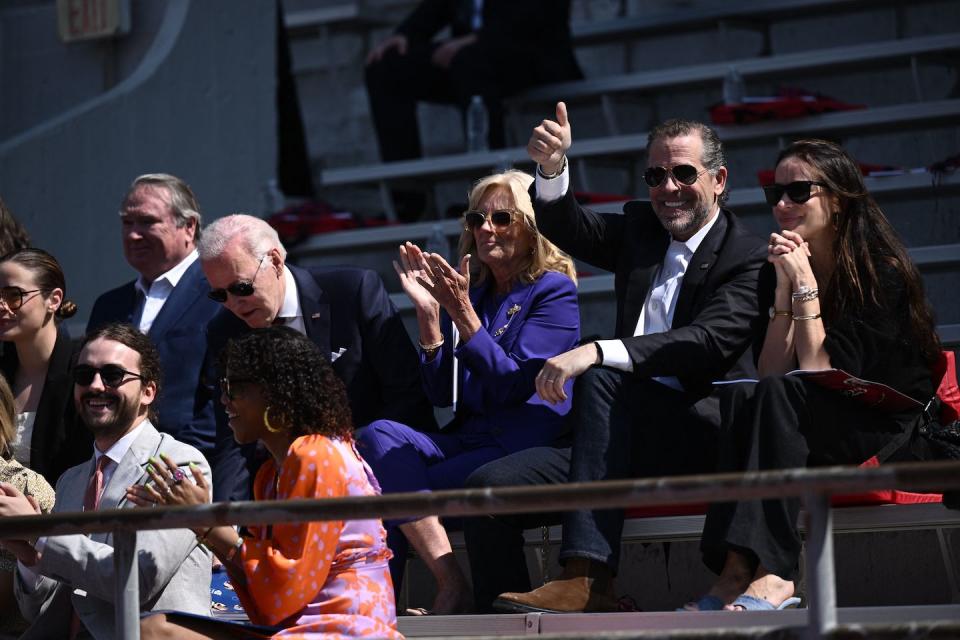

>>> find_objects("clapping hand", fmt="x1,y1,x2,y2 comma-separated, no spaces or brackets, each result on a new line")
126,453,209,508
528,101,572,175
394,242,441,316
418,252,472,315
0,483,42,565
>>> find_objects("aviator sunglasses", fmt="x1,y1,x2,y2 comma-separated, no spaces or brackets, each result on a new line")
208,255,266,303
464,209,517,231
0,286,41,311
762,181,828,207
73,364,143,388
643,164,709,188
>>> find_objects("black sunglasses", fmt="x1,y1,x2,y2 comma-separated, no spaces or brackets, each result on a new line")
0,287,41,311
643,164,709,188
762,181,828,207
208,255,266,303
73,364,143,388
219,377,254,400
464,209,516,231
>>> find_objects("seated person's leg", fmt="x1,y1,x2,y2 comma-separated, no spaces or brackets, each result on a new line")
462,446,571,613
499,368,719,613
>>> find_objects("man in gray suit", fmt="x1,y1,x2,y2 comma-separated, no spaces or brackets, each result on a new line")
0,322,212,640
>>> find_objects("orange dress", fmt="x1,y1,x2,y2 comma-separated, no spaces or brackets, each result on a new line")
234,434,402,639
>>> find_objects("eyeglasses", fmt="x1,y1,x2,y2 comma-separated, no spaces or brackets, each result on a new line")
208,256,266,303
464,209,517,231
762,181,828,207
73,364,143,388
643,164,710,188
219,377,254,401
0,287,41,311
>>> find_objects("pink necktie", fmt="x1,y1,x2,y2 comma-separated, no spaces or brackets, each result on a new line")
71,456,111,639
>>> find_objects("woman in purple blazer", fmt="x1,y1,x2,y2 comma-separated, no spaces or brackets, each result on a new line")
357,170,580,615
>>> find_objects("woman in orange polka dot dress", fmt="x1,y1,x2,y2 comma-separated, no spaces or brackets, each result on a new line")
131,326,402,639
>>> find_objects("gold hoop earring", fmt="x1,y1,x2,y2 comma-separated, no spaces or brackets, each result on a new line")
263,407,285,433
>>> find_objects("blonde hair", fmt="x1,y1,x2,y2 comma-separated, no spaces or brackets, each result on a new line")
457,170,577,287
0,376,15,460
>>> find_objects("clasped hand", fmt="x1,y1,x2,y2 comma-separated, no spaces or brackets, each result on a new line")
768,229,815,287
0,482,42,565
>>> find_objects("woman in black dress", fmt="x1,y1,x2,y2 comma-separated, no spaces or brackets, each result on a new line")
687,139,941,611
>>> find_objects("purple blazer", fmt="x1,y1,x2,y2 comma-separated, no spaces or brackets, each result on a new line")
420,270,580,453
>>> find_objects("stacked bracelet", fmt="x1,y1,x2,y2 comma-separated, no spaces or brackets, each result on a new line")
537,155,567,179
794,313,821,321
792,286,819,303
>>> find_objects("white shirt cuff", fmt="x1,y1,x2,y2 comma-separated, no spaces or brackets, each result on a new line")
596,339,633,373
17,537,46,592
534,164,570,202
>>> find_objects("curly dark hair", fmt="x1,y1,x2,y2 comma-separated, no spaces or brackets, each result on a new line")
219,326,353,439
81,323,163,422
0,197,30,255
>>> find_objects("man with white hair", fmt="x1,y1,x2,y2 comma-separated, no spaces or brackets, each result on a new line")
200,214,435,495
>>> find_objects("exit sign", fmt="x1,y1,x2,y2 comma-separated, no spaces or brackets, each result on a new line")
57,0,130,43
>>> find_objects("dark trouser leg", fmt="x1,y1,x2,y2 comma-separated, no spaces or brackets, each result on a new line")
700,375,923,581
462,446,571,613
561,369,718,570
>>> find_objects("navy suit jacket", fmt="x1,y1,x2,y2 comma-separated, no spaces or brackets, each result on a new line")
206,264,436,499
534,188,767,416
421,270,581,452
86,260,222,455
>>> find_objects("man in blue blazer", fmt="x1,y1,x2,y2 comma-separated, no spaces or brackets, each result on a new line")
87,174,226,497
199,214,436,498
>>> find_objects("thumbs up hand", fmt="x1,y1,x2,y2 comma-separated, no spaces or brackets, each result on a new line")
528,102,572,175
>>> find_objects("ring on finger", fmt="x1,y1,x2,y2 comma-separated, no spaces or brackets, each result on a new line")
172,469,185,485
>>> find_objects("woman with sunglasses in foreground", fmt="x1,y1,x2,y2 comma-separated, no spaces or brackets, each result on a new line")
686,139,941,611
0,248,91,485
356,170,580,614
133,326,401,639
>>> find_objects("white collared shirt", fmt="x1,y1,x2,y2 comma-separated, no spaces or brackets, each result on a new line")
536,163,721,389
134,250,198,334
274,266,306,335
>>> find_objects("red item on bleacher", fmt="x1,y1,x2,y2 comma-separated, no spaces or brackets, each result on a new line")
710,88,865,126
267,201,390,245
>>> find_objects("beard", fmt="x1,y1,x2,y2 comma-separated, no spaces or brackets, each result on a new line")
654,198,711,240
78,391,142,440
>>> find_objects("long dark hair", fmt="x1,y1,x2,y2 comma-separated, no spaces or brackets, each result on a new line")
776,139,940,366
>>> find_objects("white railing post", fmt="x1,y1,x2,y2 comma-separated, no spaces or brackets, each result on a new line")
113,529,140,640
804,491,836,639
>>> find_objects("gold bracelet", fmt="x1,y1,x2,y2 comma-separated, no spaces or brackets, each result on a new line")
418,337,444,352
794,313,821,321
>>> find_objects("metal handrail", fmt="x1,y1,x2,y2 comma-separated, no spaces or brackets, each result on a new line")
5,460,960,639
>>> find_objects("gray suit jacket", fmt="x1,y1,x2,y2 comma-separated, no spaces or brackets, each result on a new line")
15,420,212,640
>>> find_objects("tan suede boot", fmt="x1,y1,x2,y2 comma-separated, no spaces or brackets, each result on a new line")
492,558,619,613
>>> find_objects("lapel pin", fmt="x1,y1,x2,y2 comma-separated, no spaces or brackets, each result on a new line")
699,262,710,270
311,313,321,319
507,304,521,316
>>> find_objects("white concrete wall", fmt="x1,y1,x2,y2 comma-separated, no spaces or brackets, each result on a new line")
0,0,276,327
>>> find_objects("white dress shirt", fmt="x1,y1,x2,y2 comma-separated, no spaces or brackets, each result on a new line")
134,250,198,334
274,266,306,335
535,163,720,390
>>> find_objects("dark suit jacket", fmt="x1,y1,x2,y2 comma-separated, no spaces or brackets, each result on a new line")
398,0,582,85
86,260,222,455
421,271,580,453
206,264,437,499
534,188,767,404
0,326,90,486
